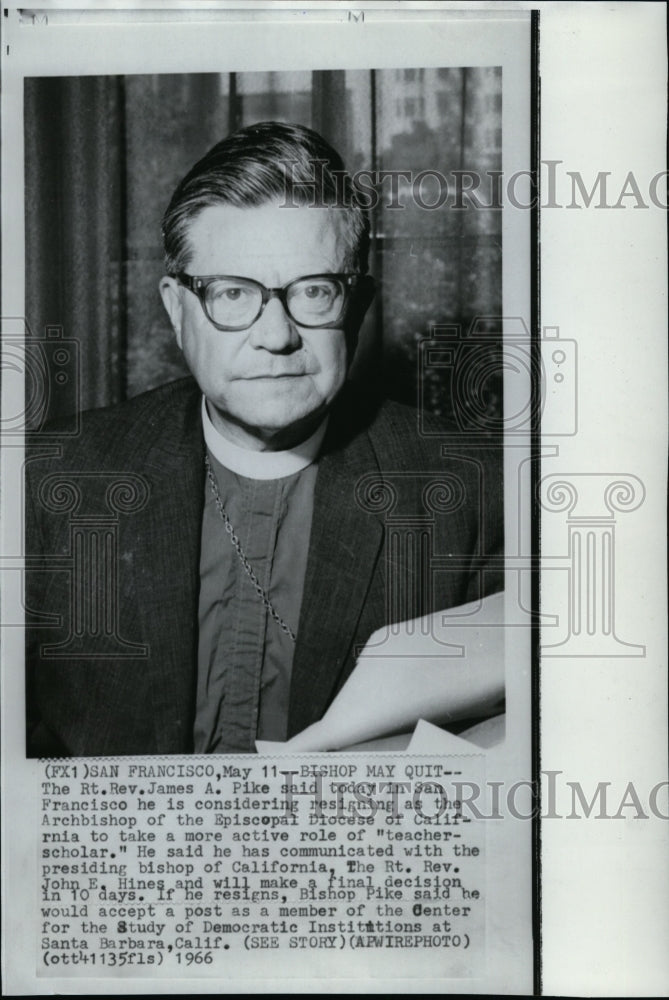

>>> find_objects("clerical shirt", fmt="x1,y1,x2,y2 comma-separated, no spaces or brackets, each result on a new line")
193,399,325,753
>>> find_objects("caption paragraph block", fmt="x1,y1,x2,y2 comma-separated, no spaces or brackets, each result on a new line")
37,756,486,978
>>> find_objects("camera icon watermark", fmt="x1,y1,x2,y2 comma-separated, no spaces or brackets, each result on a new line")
418,317,577,441
0,317,80,436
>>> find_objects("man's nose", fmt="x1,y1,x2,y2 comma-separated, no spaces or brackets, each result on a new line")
247,295,301,352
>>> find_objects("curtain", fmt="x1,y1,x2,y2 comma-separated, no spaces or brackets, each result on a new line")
25,76,126,415
24,68,502,424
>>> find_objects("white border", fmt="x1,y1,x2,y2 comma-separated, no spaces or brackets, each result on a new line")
4,8,532,993
538,4,668,996
2,7,533,994
2,1,668,996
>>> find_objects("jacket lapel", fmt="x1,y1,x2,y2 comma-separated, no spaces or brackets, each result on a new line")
288,409,384,736
128,381,386,747
132,383,204,753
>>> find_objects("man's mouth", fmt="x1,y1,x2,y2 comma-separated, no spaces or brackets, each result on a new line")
243,373,307,380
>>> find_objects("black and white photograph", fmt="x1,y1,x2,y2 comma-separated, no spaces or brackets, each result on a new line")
23,66,510,759
1,2,667,996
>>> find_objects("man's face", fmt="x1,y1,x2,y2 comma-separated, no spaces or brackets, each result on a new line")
160,201,361,451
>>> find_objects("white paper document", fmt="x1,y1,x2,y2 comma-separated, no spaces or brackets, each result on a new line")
258,593,506,753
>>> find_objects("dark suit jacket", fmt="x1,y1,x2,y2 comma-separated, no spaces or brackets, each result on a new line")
25,377,503,757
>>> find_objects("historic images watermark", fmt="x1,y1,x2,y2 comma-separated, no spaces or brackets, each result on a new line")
280,159,668,211
277,768,669,823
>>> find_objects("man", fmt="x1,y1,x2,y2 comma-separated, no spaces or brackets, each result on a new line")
25,121,503,757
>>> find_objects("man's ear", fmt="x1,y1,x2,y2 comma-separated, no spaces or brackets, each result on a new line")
159,276,184,350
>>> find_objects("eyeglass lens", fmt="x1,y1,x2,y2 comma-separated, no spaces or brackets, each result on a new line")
204,276,346,328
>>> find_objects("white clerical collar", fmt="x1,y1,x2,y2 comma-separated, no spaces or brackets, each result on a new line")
201,397,327,480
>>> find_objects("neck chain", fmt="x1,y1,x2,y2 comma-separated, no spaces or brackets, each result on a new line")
204,454,297,643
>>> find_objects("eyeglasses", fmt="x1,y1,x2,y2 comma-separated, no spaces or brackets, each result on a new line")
174,272,370,332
